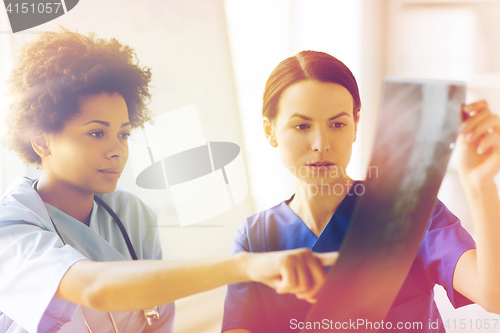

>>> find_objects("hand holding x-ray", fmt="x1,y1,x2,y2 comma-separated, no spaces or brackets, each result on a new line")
458,100,500,183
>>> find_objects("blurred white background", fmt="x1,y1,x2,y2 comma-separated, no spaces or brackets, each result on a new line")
1,0,500,332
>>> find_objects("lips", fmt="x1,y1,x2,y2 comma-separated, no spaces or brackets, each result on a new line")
100,167,123,173
307,161,334,167
306,161,335,172
99,168,123,180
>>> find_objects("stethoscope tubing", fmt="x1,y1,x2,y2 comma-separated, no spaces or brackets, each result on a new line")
32,179,138,260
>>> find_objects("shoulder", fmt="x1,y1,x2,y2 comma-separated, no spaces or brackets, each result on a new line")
428,199,461,230
236,202,288,235
418,198,475,265
0,177,50,229
232,201,290,252
1,176,37,206
424,198,475,252
419,199,474,254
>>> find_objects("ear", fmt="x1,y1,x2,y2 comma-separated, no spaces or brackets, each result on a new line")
31,133,51,159
353,112,360,143
263,117,278,148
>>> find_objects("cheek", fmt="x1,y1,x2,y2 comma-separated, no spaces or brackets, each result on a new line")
280,130,307,147
278,135,306,159
338,137,354,162
51,141,73,162
55,140,94,165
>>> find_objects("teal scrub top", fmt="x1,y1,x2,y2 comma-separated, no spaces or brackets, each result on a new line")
0,176,174,333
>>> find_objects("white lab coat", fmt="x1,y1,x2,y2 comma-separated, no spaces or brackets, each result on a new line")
0,176,174,333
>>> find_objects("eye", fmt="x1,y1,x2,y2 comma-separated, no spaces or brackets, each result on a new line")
331,122,346,129
90,131,104,138
120,132,131,139
294,124,310,130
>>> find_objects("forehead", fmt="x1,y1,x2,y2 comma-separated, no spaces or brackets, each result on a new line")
75,93,129,122
277,80,354,119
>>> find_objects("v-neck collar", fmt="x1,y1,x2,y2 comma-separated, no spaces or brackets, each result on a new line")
44,200,99,230
42,200,127,262
274,182,360,253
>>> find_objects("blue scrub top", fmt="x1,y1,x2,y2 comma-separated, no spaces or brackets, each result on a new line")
222,183,476,333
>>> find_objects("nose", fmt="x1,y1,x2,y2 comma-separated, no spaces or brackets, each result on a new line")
312,128,330,153
107,137,128,159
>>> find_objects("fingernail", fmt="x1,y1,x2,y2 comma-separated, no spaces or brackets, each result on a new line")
465,133,472,142
477,147,484,154
470,110,477,117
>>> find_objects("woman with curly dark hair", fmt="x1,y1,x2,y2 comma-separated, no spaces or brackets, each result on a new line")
0,31,337,333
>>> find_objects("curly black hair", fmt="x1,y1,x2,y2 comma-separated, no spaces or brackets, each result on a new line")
2,29,153,165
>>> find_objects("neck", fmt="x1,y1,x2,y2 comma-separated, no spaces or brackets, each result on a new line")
289,176,354,237
36,174,94,225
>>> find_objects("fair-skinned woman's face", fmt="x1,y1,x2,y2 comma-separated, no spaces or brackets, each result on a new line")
264,80,359,187
41,93,131,194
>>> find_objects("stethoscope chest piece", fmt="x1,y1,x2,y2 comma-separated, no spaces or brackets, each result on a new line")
144,306,160,325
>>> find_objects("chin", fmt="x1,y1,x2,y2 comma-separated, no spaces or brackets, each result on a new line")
90,182,118,195
101,184,118,194
304,175,346,186
98,188,117,194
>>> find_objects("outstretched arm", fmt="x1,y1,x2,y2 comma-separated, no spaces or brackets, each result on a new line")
453,100,500,314
55,248,338,312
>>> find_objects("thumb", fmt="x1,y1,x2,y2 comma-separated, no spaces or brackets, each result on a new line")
314,251,339,267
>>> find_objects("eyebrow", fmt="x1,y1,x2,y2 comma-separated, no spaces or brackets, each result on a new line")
83,120,131,128
289,111,351,121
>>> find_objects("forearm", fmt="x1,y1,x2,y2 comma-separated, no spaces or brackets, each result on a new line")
463,178,500,312
56,253,249,312
56,248,337,312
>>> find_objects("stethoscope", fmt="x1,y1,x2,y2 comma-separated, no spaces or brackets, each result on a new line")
32,179,160,329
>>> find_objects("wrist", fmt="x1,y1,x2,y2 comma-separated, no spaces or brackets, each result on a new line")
463,174,496,192
462,177,498,204
231,251,252,283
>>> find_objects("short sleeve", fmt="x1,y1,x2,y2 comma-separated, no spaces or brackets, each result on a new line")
0,221,87,333
222,223,273,333
419,200,476,308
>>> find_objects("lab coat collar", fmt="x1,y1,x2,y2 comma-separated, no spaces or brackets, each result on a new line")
0,176,54,232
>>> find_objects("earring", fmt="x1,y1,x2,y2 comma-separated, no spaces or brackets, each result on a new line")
269,137,278,147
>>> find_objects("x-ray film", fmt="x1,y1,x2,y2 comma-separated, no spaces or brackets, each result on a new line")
303,78,465,332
